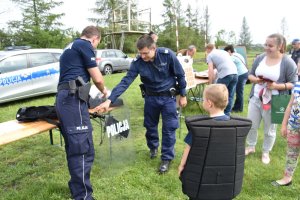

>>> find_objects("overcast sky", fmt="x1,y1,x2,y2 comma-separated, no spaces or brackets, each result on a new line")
0,0,299,44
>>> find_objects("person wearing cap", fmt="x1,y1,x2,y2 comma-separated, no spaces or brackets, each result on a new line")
291,39,300,80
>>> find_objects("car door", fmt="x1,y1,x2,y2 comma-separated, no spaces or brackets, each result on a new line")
106,50,120,70
0,53,32,103
115,50,130,70
28,52,60,95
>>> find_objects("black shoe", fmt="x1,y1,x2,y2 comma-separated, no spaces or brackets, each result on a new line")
150,149,158,159
271,180,292,187
159,160,171,174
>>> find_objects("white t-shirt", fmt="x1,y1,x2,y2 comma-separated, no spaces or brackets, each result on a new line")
254,57,281,97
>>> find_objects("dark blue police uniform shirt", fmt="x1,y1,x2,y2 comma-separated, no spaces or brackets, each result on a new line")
59,38,97,84
292,49,300,65
184,115,230,146
108,47,187,103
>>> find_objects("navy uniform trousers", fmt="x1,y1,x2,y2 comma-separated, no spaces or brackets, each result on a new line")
144,95,179,160
56,90,94,200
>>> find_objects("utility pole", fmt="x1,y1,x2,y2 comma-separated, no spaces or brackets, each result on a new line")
127,0,131,31
172,4,179,52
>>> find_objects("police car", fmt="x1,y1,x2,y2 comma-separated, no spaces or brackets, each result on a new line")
0,47,62,103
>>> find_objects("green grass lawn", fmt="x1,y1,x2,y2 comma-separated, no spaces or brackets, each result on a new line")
0,57,299,199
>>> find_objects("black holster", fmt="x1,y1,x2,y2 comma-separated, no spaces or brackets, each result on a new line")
68,80,77,95
77,76,91,102
169,87,177,97
139,84,146,98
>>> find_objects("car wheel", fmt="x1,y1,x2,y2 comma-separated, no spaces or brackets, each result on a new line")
103,65,113,75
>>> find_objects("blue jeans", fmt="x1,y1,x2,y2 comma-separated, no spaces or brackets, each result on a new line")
232,72,248,112
217,74,238,116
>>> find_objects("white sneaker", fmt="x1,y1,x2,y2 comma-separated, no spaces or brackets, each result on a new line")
262,153,270,164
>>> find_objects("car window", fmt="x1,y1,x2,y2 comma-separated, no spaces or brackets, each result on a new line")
29,53,56,68
115,50,126,58
98,51,105,58
96,51,102,57
103,51,116,58
0,54,27,74
52,53,61,61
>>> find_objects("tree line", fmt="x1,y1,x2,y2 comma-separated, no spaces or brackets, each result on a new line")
0,0,262,52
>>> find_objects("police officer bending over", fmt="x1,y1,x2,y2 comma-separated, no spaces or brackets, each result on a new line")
96,34,187,173
56,25,108,200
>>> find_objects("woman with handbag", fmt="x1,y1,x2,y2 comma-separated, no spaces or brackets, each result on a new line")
245,33,298,164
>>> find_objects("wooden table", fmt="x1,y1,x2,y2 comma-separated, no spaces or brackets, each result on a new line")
178,77,209,138
188,77,209,105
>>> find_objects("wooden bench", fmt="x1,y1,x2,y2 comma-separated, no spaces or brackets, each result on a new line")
0,102,125,146
0,120,59,146
0,107,121,147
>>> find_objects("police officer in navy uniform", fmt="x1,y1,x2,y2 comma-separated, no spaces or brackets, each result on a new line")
291,38,300,80
97,34,187,173
56,25,108,200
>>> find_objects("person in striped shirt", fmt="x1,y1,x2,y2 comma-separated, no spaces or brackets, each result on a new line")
272,82,300,187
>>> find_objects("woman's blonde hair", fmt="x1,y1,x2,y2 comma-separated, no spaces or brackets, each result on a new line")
204,84,228,110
